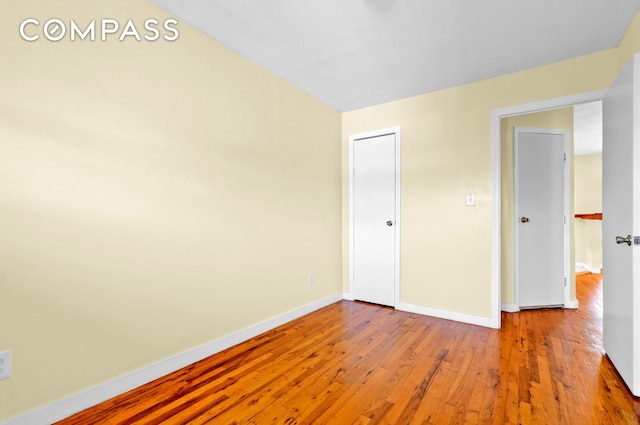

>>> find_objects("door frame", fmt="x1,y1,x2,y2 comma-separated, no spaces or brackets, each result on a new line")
491,90,605,327
513,126,571,309
348,126,401,306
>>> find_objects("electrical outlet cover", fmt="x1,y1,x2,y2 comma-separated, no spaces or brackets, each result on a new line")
0,350,11,379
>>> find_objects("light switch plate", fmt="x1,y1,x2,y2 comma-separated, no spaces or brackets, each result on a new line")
465,193,476,206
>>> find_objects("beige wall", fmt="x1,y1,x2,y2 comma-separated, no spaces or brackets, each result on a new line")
3,2,640,421
574,154,603,270
618,11,640,70
0,0,342,420
342,8,640,319
500,108,575,304
343,51,617,318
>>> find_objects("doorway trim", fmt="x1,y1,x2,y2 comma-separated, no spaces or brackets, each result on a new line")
513,126,570,309
491,90,606,326
348,126,401,306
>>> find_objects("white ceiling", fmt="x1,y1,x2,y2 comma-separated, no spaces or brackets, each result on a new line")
149,0,640,112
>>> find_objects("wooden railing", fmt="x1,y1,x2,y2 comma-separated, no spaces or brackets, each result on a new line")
575,213,602,220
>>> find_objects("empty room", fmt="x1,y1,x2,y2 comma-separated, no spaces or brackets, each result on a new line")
2,1,640,423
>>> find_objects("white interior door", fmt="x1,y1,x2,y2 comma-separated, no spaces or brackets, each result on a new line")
515,127,568,308
352,132,397,307
602,54,640,396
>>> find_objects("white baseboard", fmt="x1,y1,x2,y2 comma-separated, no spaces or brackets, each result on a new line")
344,294,496,328
576,263,602,274
0,293,344,425
565,299,579,309
395,301,497,328
501,303,519,312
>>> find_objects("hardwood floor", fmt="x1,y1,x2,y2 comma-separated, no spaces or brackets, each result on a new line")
56,274,639,424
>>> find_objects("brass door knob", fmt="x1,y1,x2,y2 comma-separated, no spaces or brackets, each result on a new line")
520,217,530,223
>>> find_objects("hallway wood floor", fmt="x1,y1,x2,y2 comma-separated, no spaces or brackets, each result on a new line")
57,274,639,424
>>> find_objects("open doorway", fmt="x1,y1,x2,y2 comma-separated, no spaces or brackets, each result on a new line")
490,90,606,328
495,98,603,316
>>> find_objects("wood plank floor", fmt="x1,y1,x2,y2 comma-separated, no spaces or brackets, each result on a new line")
57,274,640,424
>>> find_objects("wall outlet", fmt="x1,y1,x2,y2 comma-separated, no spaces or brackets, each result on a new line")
308,273,315,286
465,193,476,206
0,350,11,380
